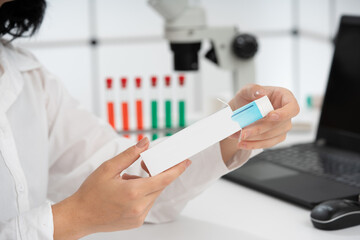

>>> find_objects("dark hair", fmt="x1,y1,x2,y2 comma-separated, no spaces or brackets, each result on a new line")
0,0,46,39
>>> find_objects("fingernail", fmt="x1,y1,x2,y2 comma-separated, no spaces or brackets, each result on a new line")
136,137,149,148
243,131,251,140
269,113,279,121
254,89,265,98
185,160,192,168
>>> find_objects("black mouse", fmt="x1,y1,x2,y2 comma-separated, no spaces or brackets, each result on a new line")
311,199,360,230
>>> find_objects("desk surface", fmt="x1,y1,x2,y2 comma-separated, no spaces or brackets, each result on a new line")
83,113,360,239
83,177,360,240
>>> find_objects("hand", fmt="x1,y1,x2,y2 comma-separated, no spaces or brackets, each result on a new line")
228,84,300,149
52,137,191,240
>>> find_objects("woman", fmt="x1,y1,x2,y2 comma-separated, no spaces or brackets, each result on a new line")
0,0,299,239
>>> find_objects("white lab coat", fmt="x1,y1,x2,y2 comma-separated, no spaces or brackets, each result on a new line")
0,40,255,239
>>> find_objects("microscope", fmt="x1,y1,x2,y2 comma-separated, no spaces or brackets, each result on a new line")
148,0,258,93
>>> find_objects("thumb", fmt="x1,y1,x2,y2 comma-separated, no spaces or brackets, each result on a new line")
108,137,150,174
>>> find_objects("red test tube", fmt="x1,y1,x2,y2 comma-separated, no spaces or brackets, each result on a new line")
135,77,144,141
105,78,115,129
164,75,172,136
120,77,130,138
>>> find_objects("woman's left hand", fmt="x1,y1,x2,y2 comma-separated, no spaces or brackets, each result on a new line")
228,84,300,150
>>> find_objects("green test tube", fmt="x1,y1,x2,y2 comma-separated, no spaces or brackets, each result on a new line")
165,99,172,136
164,76,172,136
151,100,158,140
178,75,186,128
150,76,158,140
179,100,185,127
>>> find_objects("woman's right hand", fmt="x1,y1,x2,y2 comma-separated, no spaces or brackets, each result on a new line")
52,137,191,240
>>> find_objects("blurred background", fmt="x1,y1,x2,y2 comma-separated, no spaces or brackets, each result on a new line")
14,0,360,140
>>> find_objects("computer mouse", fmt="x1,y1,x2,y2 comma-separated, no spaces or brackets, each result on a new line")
311,199,360,230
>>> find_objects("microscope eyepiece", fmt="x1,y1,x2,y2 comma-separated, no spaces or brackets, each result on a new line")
170,42,201,71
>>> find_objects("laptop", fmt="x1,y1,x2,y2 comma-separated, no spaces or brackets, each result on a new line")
223,15,360,209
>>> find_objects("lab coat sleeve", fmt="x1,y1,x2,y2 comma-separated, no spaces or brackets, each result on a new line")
0,202,53,240
41,68,123,202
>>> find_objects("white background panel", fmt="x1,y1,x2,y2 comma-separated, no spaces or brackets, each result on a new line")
299,37,333,108
204,0,292,32
98,41,172,77
29,46,93,111
96,0,163,38
18,0,90,43
255,36,293,90
299,0,331,38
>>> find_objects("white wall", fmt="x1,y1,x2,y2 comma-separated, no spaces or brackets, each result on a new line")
14,0,360,129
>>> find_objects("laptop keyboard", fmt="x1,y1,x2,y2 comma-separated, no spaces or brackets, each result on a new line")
256,143,360,188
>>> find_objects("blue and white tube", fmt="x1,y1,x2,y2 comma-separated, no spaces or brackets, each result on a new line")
231,96,274,128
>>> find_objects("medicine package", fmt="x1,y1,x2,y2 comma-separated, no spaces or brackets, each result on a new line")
141,96,274,176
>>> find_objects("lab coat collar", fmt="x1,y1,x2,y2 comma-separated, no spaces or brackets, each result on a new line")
0,40,40,113
1,40,41,72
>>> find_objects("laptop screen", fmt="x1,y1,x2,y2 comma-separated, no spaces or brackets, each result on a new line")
318,16,360,151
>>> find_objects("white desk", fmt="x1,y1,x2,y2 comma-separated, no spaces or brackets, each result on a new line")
83,178,360,240
83,114,360,240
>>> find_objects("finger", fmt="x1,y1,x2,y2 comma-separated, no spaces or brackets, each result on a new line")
146,159,191,193
265,91,300,121
141,161,150,176
241,118,282,141
238,134,287,150
245,121,292,141
267,104,299,122
108,137,150,174
128,160,191,196
122,173,142,180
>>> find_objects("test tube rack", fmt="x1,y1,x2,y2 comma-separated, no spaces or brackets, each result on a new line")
104,75,187,141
